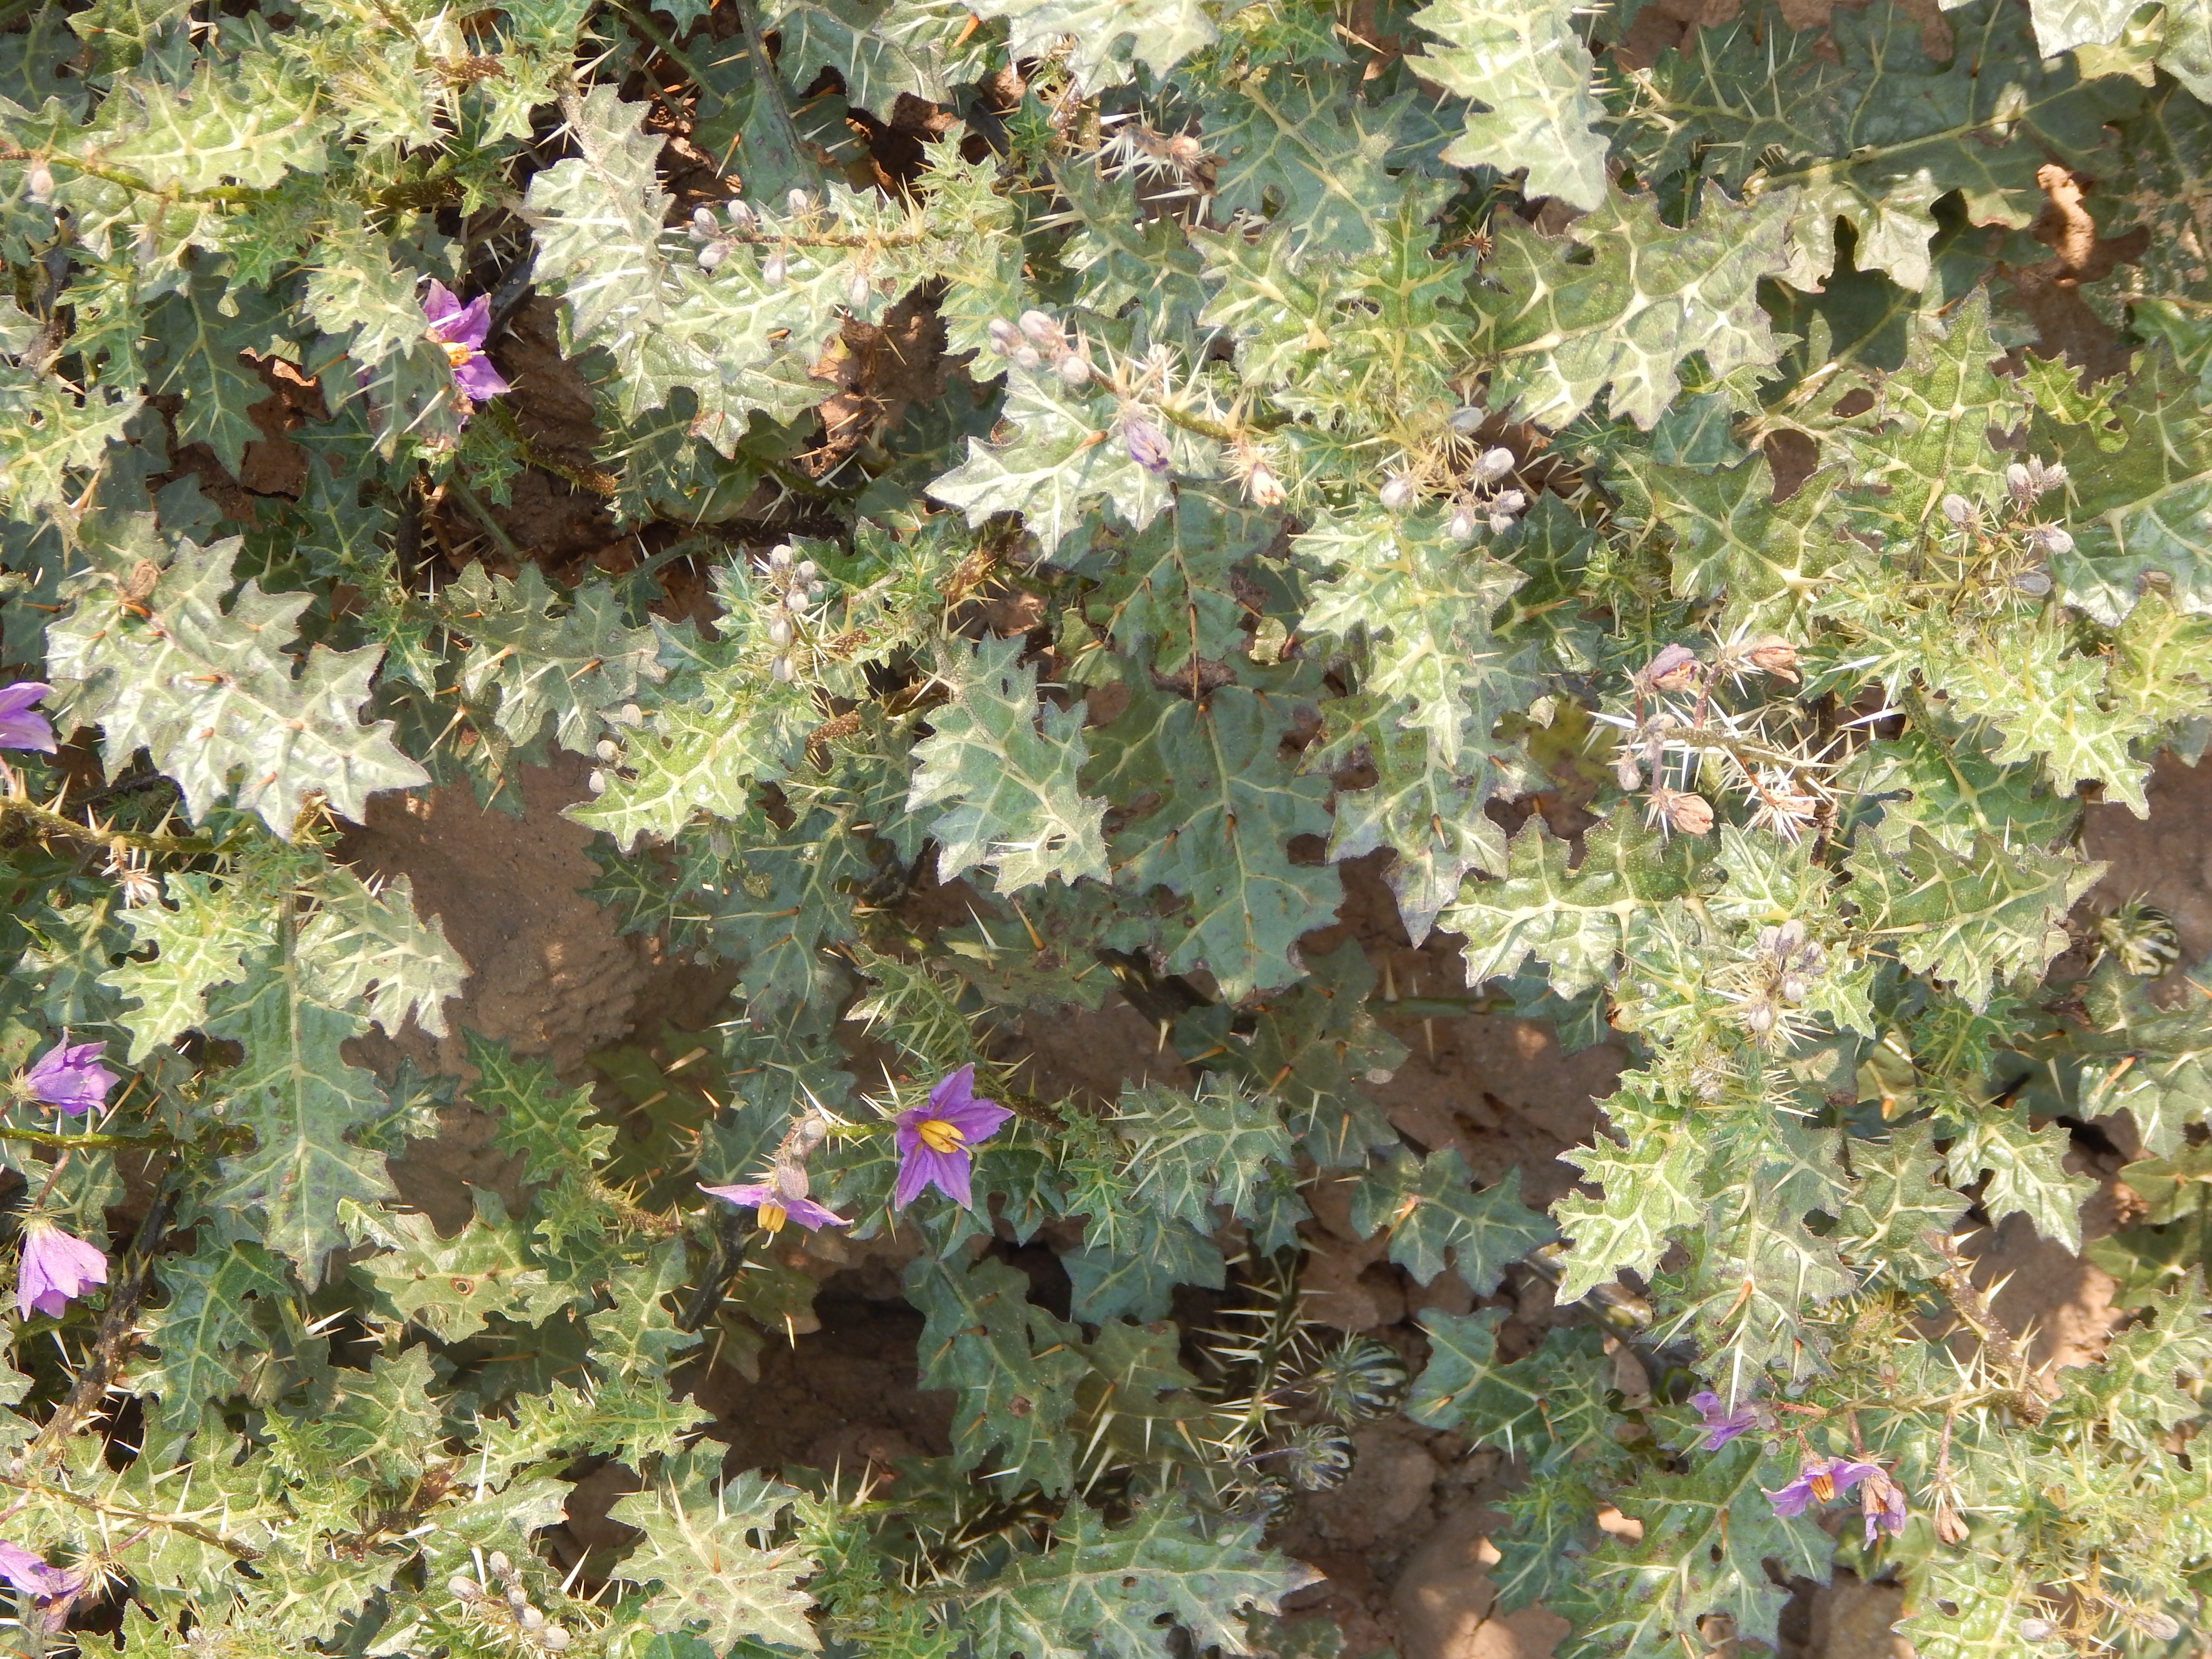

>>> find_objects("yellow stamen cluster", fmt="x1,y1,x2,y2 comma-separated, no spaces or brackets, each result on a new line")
915,1118,966,1155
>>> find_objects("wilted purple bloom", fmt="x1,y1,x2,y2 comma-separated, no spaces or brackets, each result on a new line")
16,1221,106,1319
1860,1468,1909,1545
1122,415,1172,476
1690,1390,1759,1451
0,683,55,753
0,1541,83,1602
700,1180,847,1234
894,1065,1013,1210
1766,1455,1885,1519
21,1040,115,1116
422,280,512,405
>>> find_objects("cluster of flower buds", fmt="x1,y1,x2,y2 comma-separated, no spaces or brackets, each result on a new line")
1731,919,1827,1044
1444,409,1528,537
985,310,1094,391
449,1551,573,1651
687,190,823,287
761,543,825,684
1939,457,2072,597
685,200,757,274
585,702,644,798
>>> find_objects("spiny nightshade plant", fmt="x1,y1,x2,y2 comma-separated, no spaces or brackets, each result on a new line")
2,0,2212,1649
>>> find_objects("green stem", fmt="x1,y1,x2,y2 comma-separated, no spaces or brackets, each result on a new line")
0,1124,164,1152
0,793,231,856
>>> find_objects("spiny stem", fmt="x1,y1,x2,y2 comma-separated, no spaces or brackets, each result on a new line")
0,793,230,856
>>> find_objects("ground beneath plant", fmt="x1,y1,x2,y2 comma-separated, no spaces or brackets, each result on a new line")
325,747,2212,1659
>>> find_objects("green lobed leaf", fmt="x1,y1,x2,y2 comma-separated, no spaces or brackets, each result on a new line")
907,633,1110,892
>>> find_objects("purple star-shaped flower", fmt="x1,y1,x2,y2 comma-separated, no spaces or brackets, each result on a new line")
1690,1390,1760,1451
21,1040,116,1117
0,1541,83,1603
422,280,512,405
1765,1455,1885,1520
893,1065,1013,1210
700,1181,847,1234
0,683,55,753
16,1221,107,1319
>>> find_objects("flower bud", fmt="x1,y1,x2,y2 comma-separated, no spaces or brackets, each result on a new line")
448,1575,482,1601
1475,445,1515,483
762,251,786,287
1614,751,1642,791
540,1628,573,1651
586,769,606,795
507,1587,530,1611
726,199,756,232
784,587,808,612
1447,405,1484,434
1244,459,1285,507
2038,459,2067,491
2018,1618,2054,1643
697,241,727,272
1057,352,1092,390
1378,474,1418,512
1743,998,1777,1035
595,738,618,761
1746,637,1799,681
1650,786,1713,836
489,1553,511,1577
1123,416,1172,476
767,614,794,648
689,206,716,239
847,270,871,311
1009,344,1041,370
786,187,811,216
2026,524,2074,557
986,317,1021,356
519,1606,546,1630
2006,461,2032,500
1940,493,1974,526
769,543,793,567
1448,505,1478,541
2144,1614,2182,1642
1779,974,1809,1004
1492,488,1527,515
771,655,796,682
25,163,52,204
1018,309,1062,348
1489,511,1516,535
796,559,818,581
2012,567,2053,596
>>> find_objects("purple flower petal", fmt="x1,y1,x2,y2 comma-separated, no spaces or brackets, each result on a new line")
1690,1389,1760,1451
0,1542,81,1602
700,1182,847,1232
432,292,493,353
16,1222,106,1320
421,279,465,334
453,353,511,402
22,1040,116,1116
0,682,55,753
